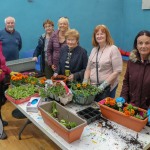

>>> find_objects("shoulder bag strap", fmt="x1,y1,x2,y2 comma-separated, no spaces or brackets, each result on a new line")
96,47,100,87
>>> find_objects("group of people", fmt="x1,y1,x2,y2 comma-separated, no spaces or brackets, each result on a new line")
0,16,150,140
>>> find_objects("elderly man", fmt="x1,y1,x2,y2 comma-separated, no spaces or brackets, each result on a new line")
0,16,22,61
0,17,24,120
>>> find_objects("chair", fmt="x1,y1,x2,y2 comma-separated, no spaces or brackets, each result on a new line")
20,50,41,71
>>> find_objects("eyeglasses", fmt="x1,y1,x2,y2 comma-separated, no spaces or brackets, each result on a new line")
44,26,53,29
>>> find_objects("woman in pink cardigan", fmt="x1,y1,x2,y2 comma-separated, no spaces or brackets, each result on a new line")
83,25,122,101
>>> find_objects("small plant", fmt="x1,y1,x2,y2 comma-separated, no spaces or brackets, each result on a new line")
60,119,77,129
70,82,101,98
10,73,28,86
10,73,46,87
50,102,58,118
49,102,77,129
7,84,38,100
39,85,66,98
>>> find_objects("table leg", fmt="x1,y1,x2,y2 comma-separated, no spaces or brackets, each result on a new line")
18,119,32,140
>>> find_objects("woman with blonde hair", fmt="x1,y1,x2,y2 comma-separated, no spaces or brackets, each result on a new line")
83,25,122,101
47,17,69,78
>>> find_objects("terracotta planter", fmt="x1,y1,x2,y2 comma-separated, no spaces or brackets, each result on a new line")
99,103,148,132
51,75,67,84
39,101,87,143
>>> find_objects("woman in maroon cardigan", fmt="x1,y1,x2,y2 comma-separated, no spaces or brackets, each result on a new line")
47,17,69,78
0,41,12,139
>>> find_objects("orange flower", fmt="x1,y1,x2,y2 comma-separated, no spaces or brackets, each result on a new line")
40,79,45,84
31,81,36,85
109,99,116,106
123,107,127,112
77,83,81,88
124,110,130,116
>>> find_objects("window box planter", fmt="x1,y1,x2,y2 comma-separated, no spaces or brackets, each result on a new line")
39,101,87,143
98,103,148,132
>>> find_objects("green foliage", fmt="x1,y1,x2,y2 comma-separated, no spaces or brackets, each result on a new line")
7,84,38,99
70,82,100,98
49,102,77,129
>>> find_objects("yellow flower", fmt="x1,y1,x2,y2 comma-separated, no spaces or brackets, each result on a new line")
76,83,81,88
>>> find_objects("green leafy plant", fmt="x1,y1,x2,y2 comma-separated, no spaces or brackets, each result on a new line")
70,82,101,98
7,84,38,100
39,85,66,98
49,102,77,129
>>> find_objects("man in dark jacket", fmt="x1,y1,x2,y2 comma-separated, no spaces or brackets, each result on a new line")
0,16,22,61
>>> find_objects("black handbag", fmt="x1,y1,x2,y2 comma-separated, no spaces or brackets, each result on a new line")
94,47,110,102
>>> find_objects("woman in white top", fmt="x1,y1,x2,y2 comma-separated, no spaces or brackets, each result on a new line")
83,25,122,101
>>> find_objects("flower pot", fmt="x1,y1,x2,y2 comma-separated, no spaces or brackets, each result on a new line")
51,75,67,84
99,103,148,132
59,94,73,105
54,94,60,102
49,93,54,99
38,101,87,143
73,94,95,105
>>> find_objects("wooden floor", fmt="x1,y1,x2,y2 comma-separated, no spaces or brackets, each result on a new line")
0,61,127,150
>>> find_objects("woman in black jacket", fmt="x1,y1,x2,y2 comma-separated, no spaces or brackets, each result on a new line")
54,29,88,82
33,19,54,78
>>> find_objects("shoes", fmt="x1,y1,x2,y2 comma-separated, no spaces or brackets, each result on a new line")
2,120,8,127
0,131,7,140
12,109,26,119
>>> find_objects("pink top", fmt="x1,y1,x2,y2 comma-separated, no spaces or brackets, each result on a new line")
86,45,122,91
0,42,11,82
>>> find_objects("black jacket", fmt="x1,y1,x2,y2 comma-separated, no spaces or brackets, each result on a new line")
33,34,46,72
56,45,88,82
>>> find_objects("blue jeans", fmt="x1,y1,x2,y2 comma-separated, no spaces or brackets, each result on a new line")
109,85,118,98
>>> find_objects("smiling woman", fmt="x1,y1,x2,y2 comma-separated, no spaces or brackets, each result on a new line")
121,30,150,125
54,29,88,83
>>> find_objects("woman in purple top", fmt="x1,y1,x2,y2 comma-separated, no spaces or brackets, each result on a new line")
47,17,69,78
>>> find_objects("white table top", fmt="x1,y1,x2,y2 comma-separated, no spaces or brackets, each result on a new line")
13,100,150,150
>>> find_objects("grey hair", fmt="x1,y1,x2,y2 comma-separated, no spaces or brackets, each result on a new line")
4,17,15,24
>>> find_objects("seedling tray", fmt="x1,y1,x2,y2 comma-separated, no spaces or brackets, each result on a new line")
77,107,101,124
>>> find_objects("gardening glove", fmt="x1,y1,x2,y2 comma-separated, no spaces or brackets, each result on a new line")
98,81,109,92
10,71,18,76
116,97,125,107
147,109,150,125
82,78,88,84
